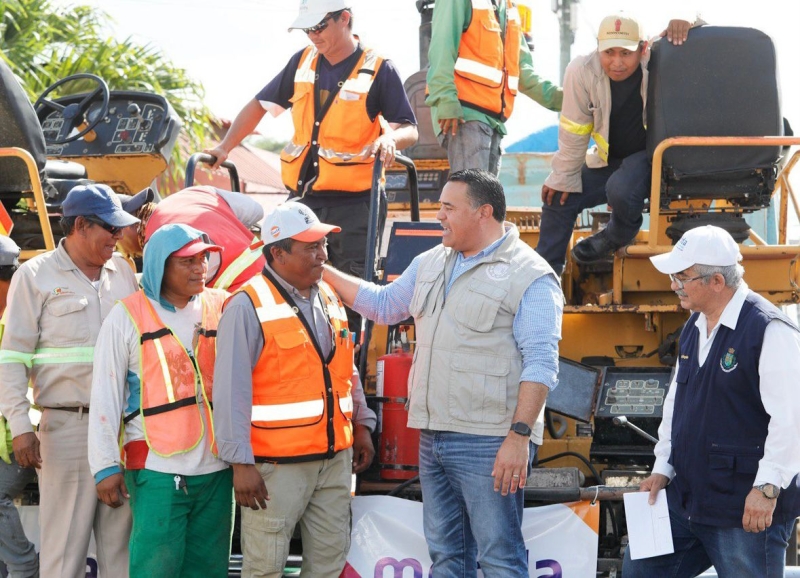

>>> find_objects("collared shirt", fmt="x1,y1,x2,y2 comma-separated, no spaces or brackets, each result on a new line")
352,227,563,389
213,264,377,466
0,240,138,438
653,283,800,489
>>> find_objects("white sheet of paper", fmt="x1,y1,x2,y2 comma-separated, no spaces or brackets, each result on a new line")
623,489,675,560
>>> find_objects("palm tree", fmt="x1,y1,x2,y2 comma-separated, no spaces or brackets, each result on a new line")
0,0,213,180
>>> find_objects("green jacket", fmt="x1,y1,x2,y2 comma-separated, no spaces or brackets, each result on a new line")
425,0,562,136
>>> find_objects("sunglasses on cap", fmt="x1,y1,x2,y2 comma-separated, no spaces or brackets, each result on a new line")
83,215,124,236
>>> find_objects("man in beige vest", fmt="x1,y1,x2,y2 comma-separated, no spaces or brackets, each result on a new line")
0,184,137,578
323,169,563,577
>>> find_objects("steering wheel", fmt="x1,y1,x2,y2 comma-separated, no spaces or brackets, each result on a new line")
34,73,110,145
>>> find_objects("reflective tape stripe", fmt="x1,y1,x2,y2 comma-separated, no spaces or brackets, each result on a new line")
30,347,94,365
454,57,504,85
0,350,34,367
249,277,297,323
592,132,610,162
318,144,371,162
252,399,325,422
294,48,317,84
281,142,305,159
507,75,519,92
560,115,593,136
152,339,176,404
471,0,493,8
213,238,264,290
339,395,353,415
340,50,380,94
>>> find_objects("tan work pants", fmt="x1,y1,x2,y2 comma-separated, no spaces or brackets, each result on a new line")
38,409,131,578
240,447,353,578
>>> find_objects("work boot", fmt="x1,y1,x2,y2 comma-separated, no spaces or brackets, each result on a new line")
571,231,619,264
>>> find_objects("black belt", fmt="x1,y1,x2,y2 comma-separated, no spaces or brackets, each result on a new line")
43,406,89,414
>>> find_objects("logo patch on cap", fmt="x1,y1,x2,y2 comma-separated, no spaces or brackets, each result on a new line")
270,226,281,238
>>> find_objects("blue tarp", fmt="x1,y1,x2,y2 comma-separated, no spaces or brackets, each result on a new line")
506,125,558,153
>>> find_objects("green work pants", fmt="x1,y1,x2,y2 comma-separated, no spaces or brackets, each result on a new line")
125,467,234,577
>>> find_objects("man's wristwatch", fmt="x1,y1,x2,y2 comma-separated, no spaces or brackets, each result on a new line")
509,422,532,437
755,483,780,500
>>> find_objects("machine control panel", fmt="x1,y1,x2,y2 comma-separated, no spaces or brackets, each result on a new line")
40,91,179,159
594,369,672,419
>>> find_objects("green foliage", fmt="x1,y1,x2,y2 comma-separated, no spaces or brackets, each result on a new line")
0,0,213,179
246,135,289,154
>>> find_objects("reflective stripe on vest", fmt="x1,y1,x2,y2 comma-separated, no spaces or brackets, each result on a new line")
452,0,522,121
212,237,264,290
280,46,385,194
121,289,225,457
591,131,610,162
237,274,355,461
0,346,94,367
560,115,594,136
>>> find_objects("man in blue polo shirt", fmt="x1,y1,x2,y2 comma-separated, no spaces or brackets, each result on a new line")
623,225,800,578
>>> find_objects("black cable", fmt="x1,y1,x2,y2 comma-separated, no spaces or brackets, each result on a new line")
544,409,568,439
387,475,420,497
534,451,602,482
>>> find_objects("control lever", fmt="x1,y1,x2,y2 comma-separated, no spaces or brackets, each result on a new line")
612,415,658,444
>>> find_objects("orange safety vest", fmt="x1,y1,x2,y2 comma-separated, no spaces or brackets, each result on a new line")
121,289,226,457
236,273,355,462
454,0,522,121
280,45,385,195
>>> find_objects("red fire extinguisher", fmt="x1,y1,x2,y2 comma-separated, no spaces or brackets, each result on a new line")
376,350,419,480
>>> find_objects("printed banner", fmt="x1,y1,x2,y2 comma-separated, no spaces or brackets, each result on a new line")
342,495,599,578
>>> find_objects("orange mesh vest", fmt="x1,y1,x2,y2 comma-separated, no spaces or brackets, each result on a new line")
236,273,354,462
453,0,521,121
121,289,226,457
280,45,385,195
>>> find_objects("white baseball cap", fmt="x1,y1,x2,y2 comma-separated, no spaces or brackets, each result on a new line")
261,201,340,244
650,225,743,274
288,0,348,31
597,14,643,52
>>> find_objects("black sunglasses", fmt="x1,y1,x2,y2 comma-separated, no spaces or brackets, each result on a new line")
83,215,124,236
302,14,334,34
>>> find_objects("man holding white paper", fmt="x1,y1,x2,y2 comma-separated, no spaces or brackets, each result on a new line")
623,226,800,578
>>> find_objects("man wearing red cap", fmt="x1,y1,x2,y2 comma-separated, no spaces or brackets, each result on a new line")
89,223,233,577
213,201,376,578
624,225,800,577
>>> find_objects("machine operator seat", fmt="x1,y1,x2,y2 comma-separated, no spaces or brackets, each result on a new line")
647,26,784,243
0,59,90,215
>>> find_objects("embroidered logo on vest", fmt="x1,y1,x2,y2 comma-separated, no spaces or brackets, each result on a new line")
485,262,511,281
720,347,738,373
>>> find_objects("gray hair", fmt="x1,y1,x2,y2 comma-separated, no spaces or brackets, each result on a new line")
694,263,744,288
263,237,295,265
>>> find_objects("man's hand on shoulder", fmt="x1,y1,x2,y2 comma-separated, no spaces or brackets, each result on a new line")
233,463,270,510
541,185,570,206
439,117,464,137
96,472,129,508
660,20,692,45
640,473,670,505
743,487,777,533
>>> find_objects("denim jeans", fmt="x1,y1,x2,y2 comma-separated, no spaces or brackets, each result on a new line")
536,150,651,275
622,506,794,578
419,430,535,578
437,120,503,177
0,454,38,578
